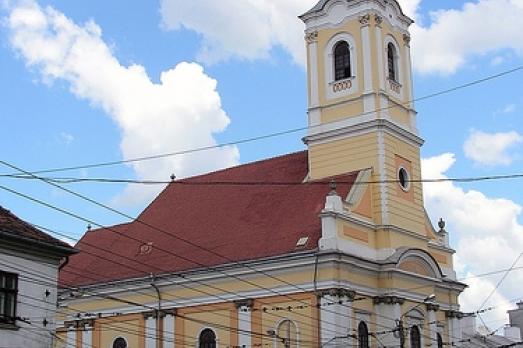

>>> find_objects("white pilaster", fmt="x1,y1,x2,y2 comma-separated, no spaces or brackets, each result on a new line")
237,303,252,348
66,326,76,348
319,291,353,347
163,314,175,348
375,24,385,91
308,34,320,109
452,317,462,345
403,40,417,133
374,298,402,347
447,312,463,346
427,307,438,347
145,316,157,348
82,325,93,348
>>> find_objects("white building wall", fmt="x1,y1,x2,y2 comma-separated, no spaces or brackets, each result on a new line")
0,246,61,348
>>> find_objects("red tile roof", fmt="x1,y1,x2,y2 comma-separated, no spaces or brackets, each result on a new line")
60,151,357,287
0,206,75,251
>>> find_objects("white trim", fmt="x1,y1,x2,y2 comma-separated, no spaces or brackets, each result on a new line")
238,305,252,348
384,35,403,100
376,24,385,93
110,336,129,348
361,25,373,94
324,32,359,100
145,316,156,348
66,328,76,348
163,314,175,348
378,130,389,225
304,117,424,147
397,166,411,192
82,327,93,348
308,38,320,109
301,1,413,31
197,327,219,348
428,307,438,347
273,319,300,348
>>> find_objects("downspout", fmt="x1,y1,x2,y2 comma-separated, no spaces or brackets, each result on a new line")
59,256,70,270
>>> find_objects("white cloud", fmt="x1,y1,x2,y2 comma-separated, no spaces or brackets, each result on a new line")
160,0,315,66
6,1,239,206
503,104,517,114
59,131,74,145
422,153,523,326
411,0,523,74
159,0,422,67
463,130,522,166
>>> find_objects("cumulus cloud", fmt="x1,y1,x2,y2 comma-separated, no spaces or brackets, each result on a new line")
411,0,523,74
6,1,239,206
159,0,419,67
463,130,522,166
159,0,523,75
422,153,523,326
159,0,317,66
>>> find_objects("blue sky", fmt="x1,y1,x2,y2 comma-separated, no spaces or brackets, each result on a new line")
1,0,523,329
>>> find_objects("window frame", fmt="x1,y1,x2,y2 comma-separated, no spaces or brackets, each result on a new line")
0,271,18,326
437,333,443,348
358,321,370,348
277,319,298,348
112,337,128,348
410,325,421,348
199,328,217,348
387,42,397,82
324,32,359,100
334,41,352,81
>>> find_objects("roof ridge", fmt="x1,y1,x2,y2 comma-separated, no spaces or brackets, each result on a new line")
178,150,308,182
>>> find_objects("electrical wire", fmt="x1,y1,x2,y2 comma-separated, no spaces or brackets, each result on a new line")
1,64,522,177
3,172,523,186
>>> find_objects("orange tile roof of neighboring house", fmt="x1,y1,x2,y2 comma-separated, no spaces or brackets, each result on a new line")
60,151,357,287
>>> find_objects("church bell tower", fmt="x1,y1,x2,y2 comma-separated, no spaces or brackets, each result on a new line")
301,0,424,233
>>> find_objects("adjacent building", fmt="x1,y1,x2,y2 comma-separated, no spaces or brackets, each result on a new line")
57,0,469,347
0,206,76,348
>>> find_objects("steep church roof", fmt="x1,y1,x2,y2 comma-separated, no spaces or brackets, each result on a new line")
60,151,357,287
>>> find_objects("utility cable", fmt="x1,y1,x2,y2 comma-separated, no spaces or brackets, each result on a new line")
3,172,523,185
1,64,522,177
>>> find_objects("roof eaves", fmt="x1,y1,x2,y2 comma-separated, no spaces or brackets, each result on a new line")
0,230,78,257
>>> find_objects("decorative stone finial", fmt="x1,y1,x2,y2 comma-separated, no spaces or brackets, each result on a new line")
87,224,91,232
438,218,446,232
329,180,337,195
170,173,176,181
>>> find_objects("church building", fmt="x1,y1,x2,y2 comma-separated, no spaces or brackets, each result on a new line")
56,0,467,347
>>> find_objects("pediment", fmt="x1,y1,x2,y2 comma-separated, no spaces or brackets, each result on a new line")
392,248,444,279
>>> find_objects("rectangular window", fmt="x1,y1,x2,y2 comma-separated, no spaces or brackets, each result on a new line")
0,271,18,325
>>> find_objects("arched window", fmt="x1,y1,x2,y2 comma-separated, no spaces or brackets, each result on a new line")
199,328,216,348
387,43,397,82
112,337,127,348
277,320,298,348
358,321,369,348
334,41,351,81
410,325,421,348
437,333,443,348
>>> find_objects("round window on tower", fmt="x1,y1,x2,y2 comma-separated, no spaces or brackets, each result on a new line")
398,167,410,192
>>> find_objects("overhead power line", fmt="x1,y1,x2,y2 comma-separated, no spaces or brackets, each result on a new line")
1,64,522,177
3,172,523,185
